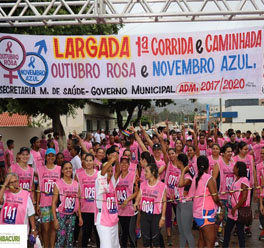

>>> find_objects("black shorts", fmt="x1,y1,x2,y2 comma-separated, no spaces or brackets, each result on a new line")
0,161,5,168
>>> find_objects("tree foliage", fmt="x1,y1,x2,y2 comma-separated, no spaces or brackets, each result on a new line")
102,99,174,130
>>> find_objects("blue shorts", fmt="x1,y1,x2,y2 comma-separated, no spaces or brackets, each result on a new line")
194,209,215,228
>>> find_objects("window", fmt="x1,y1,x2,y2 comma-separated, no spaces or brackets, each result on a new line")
97,120,100,130
86,120,92,132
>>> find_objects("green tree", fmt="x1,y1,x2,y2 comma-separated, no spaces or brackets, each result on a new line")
102,99,174,130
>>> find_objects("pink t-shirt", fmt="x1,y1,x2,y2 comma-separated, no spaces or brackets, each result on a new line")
0,189,29,224
116,171,136,216
38,165,61,207
198,141,207,156
155,158,166,181
83,140,92,151
77,169,98,213
256,162,264,197
63,149,73,162
140,180,166,215
253,143,264,164
227,177,250,220
208,155,221,175
218,159,234,200
11,163,34,192
190,173,217,219
164,161,181,199
55,179,79,215
188,155,198,177
233,154,254,186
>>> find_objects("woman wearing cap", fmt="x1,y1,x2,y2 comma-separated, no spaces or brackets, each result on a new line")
117,156,138,247
94,149,121,248
8,147,35,203
76,153,100,248
0,173,37,236
52,161,83,248
36,148,61,248
134,163,166,248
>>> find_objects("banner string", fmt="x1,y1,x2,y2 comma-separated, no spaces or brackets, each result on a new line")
1,184,263,208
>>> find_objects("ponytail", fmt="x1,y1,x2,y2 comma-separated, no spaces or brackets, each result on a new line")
195,155,209,188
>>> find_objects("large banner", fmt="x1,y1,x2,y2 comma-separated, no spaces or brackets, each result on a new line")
0,27,263,99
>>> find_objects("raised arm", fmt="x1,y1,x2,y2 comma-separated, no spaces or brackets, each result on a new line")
72,130,89,153
181,123,186,145
130,126,148,152
140,123,154,148
154,127,169,166
189,128,200,157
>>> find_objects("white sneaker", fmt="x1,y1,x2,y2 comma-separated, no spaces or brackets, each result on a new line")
259,224,264,230
214,241,220,247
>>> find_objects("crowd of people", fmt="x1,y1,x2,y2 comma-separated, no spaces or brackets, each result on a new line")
0,122,264,248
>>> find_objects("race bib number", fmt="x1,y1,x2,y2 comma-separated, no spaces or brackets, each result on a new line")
116,186,127,203
84,184,95,202
200,150,206,156
44,179,55,195
167,172,179,189
227,194,232,209
63,194,76,214
106,193,117,214
2,203,18,224
141,197,154,214
19,179,30,190
226,175,234,190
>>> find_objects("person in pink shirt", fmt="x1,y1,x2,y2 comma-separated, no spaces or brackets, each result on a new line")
0,173,37,237
253,135,264,164
40,134,48,150
36,148,61,248
76,153,100,247
53,132,60,153
134,163,167,248
243,130,253,146
212,145,234,227
63,139,74,162
208,144,221,175
122,149,138,175
117,156,138,247
55,152,64,166
198,133,207,156
190,155,221,248
83,132,93,151
4,139,15,173
52,161,83,247
94,150,121,248
94,148,105,170
8,147,35,204
164,148,181,246
223,161,251,247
